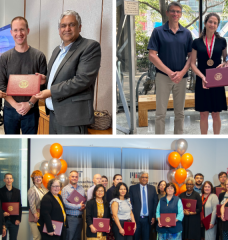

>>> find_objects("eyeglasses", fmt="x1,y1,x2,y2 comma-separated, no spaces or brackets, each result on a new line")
34,176,42,179
186,184,193,186
169,10,182,14
52,185,60,188
97,190,104,193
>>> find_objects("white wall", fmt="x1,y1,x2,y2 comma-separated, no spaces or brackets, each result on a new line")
0,0,24,27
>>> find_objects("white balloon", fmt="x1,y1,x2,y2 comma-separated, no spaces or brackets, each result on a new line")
56,174,69,187
176,139,188,155
48,158,61,175
40,161,49,175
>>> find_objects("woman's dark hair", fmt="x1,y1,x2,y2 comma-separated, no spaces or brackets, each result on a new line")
112,174,122,186
201,181,214,194
200,13,220,38
164,182,176,195
102,175,108,180
157,180,167,194
92,184,107,204
114,182,130,199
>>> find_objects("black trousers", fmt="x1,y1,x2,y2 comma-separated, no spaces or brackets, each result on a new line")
49,111,88,134
112,220,133,240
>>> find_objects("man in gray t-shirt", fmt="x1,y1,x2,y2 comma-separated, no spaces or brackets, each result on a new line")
0,16,47,134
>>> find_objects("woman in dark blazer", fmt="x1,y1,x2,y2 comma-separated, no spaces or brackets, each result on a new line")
37,179,68,240
86,184,111,239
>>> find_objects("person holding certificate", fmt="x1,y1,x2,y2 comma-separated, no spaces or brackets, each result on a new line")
191,13,227,135
200,181,219,240
28,170,48,240
179,177,202,240
0,173,22,240
86,184,111,240
156,183,184,240
111,182,136,240
38,179,68,240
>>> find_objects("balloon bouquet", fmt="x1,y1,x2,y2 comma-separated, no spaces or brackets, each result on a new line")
40,143,69,193
167,139,194,196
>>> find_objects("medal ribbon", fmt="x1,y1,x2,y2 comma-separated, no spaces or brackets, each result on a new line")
206,35,215,59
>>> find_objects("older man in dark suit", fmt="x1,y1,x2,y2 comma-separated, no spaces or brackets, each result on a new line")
129,172,158,240
35,10,101,134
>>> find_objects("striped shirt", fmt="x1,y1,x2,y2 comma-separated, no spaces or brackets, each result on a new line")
61,183,85,216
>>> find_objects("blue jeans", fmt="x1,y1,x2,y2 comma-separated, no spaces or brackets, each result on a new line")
2,220,19,240
3,106,39,134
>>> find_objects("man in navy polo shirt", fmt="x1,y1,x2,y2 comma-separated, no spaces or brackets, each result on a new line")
148,1,192,134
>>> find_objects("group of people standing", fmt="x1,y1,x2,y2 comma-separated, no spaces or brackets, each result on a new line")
148,1,228,135
1,170,228,240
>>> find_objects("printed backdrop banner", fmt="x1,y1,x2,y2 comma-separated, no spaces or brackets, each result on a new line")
62,146,122,193
122,148,173,188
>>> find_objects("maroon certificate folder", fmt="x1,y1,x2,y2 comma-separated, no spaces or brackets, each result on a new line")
216,187,226,197
2,202,19,215
6,74,41,96
29,209,40,222
206,68,228,88
66,190,86,204
201,213,212,230
160,213,176,227
124,222,135,236
224,207,228,220
43,220,63,236
217,205,222,217
93,218,110,232
181,199,197,212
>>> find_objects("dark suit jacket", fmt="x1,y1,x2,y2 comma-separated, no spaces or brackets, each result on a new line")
86,198,111,238
129,184,158,224
38,192,68,240
0,186,22,224
45,35,101,127
0,199,5,235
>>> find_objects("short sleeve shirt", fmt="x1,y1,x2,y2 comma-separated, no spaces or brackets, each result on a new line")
147,21,193,78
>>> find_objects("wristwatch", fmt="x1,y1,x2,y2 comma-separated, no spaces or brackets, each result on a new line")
28,101,34,108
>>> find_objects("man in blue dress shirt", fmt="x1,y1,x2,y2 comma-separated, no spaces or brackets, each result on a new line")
61,171,85,240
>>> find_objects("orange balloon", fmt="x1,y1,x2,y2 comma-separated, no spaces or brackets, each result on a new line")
50,143,63,159
175,168,187,184
168,152,181,168
57,159,68,175
181,153,193,169
173,183,180,196
42,173,55,188
179,184,187,194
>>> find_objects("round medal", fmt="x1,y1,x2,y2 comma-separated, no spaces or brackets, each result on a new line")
207,59,214,66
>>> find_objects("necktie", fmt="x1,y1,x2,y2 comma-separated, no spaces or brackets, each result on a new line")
143,186,147,215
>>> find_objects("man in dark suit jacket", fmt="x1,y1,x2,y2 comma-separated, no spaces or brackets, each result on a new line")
0,173,22,240
129,172,158,240
34,10,101,134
